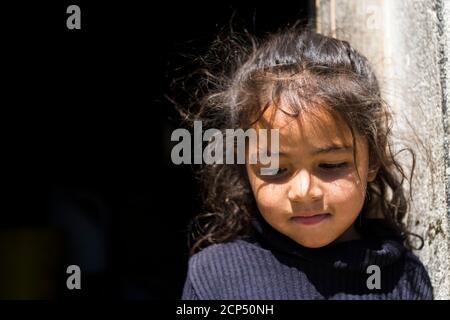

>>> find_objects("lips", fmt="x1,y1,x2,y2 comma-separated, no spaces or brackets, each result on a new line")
290,213,331,225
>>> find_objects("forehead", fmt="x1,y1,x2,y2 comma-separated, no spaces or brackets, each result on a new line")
255,104,354,150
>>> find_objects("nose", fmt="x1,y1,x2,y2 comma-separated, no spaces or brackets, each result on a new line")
287,169,324,202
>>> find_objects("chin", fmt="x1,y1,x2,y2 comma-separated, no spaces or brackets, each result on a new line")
296,237,334,249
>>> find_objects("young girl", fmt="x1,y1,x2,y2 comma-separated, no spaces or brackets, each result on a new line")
178,27,433,300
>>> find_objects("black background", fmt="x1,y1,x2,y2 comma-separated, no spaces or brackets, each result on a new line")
2,1,312,299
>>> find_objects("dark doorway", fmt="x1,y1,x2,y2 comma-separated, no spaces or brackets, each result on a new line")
3,1,313,299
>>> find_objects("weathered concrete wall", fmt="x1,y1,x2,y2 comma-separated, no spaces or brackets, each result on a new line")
316,0,450,299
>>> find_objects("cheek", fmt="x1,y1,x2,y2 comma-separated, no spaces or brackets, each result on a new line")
251,181,288,213
326,176,365,210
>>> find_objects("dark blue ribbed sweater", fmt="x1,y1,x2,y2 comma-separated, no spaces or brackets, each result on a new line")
181,214,433,300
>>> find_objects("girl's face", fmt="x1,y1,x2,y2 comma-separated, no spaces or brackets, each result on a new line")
246,105,377,248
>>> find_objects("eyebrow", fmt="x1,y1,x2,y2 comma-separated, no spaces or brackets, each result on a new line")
277,144,353,156
312,144,353,155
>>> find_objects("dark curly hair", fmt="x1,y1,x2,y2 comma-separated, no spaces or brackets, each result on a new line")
170,25,421,256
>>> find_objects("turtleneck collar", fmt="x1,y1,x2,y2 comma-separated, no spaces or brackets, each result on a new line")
250,212,407,271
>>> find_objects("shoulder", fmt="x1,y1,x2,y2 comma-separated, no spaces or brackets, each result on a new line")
188,238,265,272
403,250,430,278
401,250,434,299
183,238,271,299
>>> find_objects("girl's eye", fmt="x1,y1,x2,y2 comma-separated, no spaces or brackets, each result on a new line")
273,167,288,176
319,162,349,170
260,167,288,177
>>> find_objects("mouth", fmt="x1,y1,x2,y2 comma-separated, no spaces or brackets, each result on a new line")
290,213,331,225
